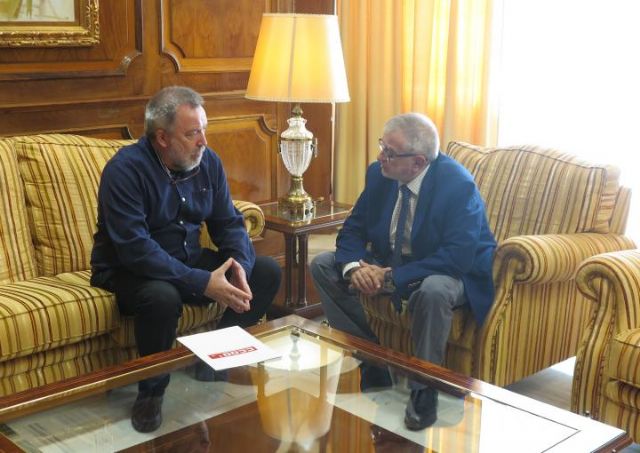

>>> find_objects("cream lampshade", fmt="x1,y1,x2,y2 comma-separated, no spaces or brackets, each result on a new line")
246,13,350,218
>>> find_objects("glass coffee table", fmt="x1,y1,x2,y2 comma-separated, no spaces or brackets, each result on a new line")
0,315,630,452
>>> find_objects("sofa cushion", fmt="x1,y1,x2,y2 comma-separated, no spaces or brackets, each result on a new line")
0,335,119,396
605,381,640,413
0,335,116,379
446,142,620,242
56,270,226,347
607,328,640,388
0,274,119,363
0,139,37,284
14,134,134,276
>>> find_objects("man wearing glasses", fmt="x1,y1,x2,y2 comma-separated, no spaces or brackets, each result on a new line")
90,86,281,433
311,112,495,430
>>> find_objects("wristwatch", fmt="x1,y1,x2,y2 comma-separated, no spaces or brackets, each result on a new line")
383,270,396,293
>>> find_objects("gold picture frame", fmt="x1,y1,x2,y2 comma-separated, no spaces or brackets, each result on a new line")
0,0,99,47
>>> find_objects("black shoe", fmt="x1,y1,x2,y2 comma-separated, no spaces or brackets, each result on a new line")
131,394,163,433
194,361,228,382
360,363,393,393
404,387,438,430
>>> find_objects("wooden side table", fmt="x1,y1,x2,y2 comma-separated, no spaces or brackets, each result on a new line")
260,200,352,318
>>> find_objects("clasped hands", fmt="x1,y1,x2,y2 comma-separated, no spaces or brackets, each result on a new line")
349,260,391,296
204,258,252,313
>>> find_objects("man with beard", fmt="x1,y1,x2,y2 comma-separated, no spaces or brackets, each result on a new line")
90,86,280,433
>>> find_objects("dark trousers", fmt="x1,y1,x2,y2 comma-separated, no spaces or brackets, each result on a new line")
110,250,281,396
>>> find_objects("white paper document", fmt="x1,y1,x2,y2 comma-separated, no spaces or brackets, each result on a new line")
177,326,281,370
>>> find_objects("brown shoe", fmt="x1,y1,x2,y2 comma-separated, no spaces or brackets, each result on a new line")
131,394,163,433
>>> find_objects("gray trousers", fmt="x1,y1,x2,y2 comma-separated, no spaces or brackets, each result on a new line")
310,251,466,386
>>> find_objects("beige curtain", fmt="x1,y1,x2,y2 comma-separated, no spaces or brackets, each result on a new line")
335,0,501,203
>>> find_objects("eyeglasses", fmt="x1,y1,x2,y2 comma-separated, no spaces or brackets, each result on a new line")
378,139,421,161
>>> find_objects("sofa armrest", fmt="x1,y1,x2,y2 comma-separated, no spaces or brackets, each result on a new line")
572,249,640,417
493,233,635,286
199,201,264,251
608,327,640,388
232,200,265,239
477,233,635,386
575,248,640,309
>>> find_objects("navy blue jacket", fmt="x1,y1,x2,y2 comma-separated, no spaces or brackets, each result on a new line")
335,154,496,324
90,136,255,297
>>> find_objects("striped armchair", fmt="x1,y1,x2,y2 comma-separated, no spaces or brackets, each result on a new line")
573,249,640,441
361,141,635,387
0,134,264,396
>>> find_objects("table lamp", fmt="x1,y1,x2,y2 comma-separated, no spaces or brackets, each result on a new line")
246,13,350,218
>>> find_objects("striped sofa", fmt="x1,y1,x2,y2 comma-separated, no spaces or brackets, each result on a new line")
361,141,635,388
573,249,640,441
0,134,265,397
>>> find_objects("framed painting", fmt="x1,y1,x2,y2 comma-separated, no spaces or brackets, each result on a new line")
0,0,99,47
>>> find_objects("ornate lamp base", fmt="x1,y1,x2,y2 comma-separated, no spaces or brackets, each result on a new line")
279,176,315,218
277,104,318,220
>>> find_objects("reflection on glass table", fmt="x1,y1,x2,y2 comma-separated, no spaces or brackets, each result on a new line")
0,316,629,452
252,328,343,450
252,327,575,453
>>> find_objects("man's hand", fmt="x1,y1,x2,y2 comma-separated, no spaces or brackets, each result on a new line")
204,258,252,313
349,260,390,296
229,258,252,300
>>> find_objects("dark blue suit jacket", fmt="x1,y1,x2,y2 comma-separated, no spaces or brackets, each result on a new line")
335,154,496,324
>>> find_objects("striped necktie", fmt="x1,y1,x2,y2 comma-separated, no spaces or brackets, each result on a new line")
391,184,412,268
390,184,411,312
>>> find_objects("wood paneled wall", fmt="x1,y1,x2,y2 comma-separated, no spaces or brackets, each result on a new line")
0,0,335,259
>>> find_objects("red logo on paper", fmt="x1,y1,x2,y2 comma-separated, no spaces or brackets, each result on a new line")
208,345,257,359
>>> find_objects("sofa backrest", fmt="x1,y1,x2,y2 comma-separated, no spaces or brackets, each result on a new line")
13,134,134,277
0,140,38,284
446,141,623,243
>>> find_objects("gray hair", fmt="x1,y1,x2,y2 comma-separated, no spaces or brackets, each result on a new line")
144,86,204,140
383,113,440,161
